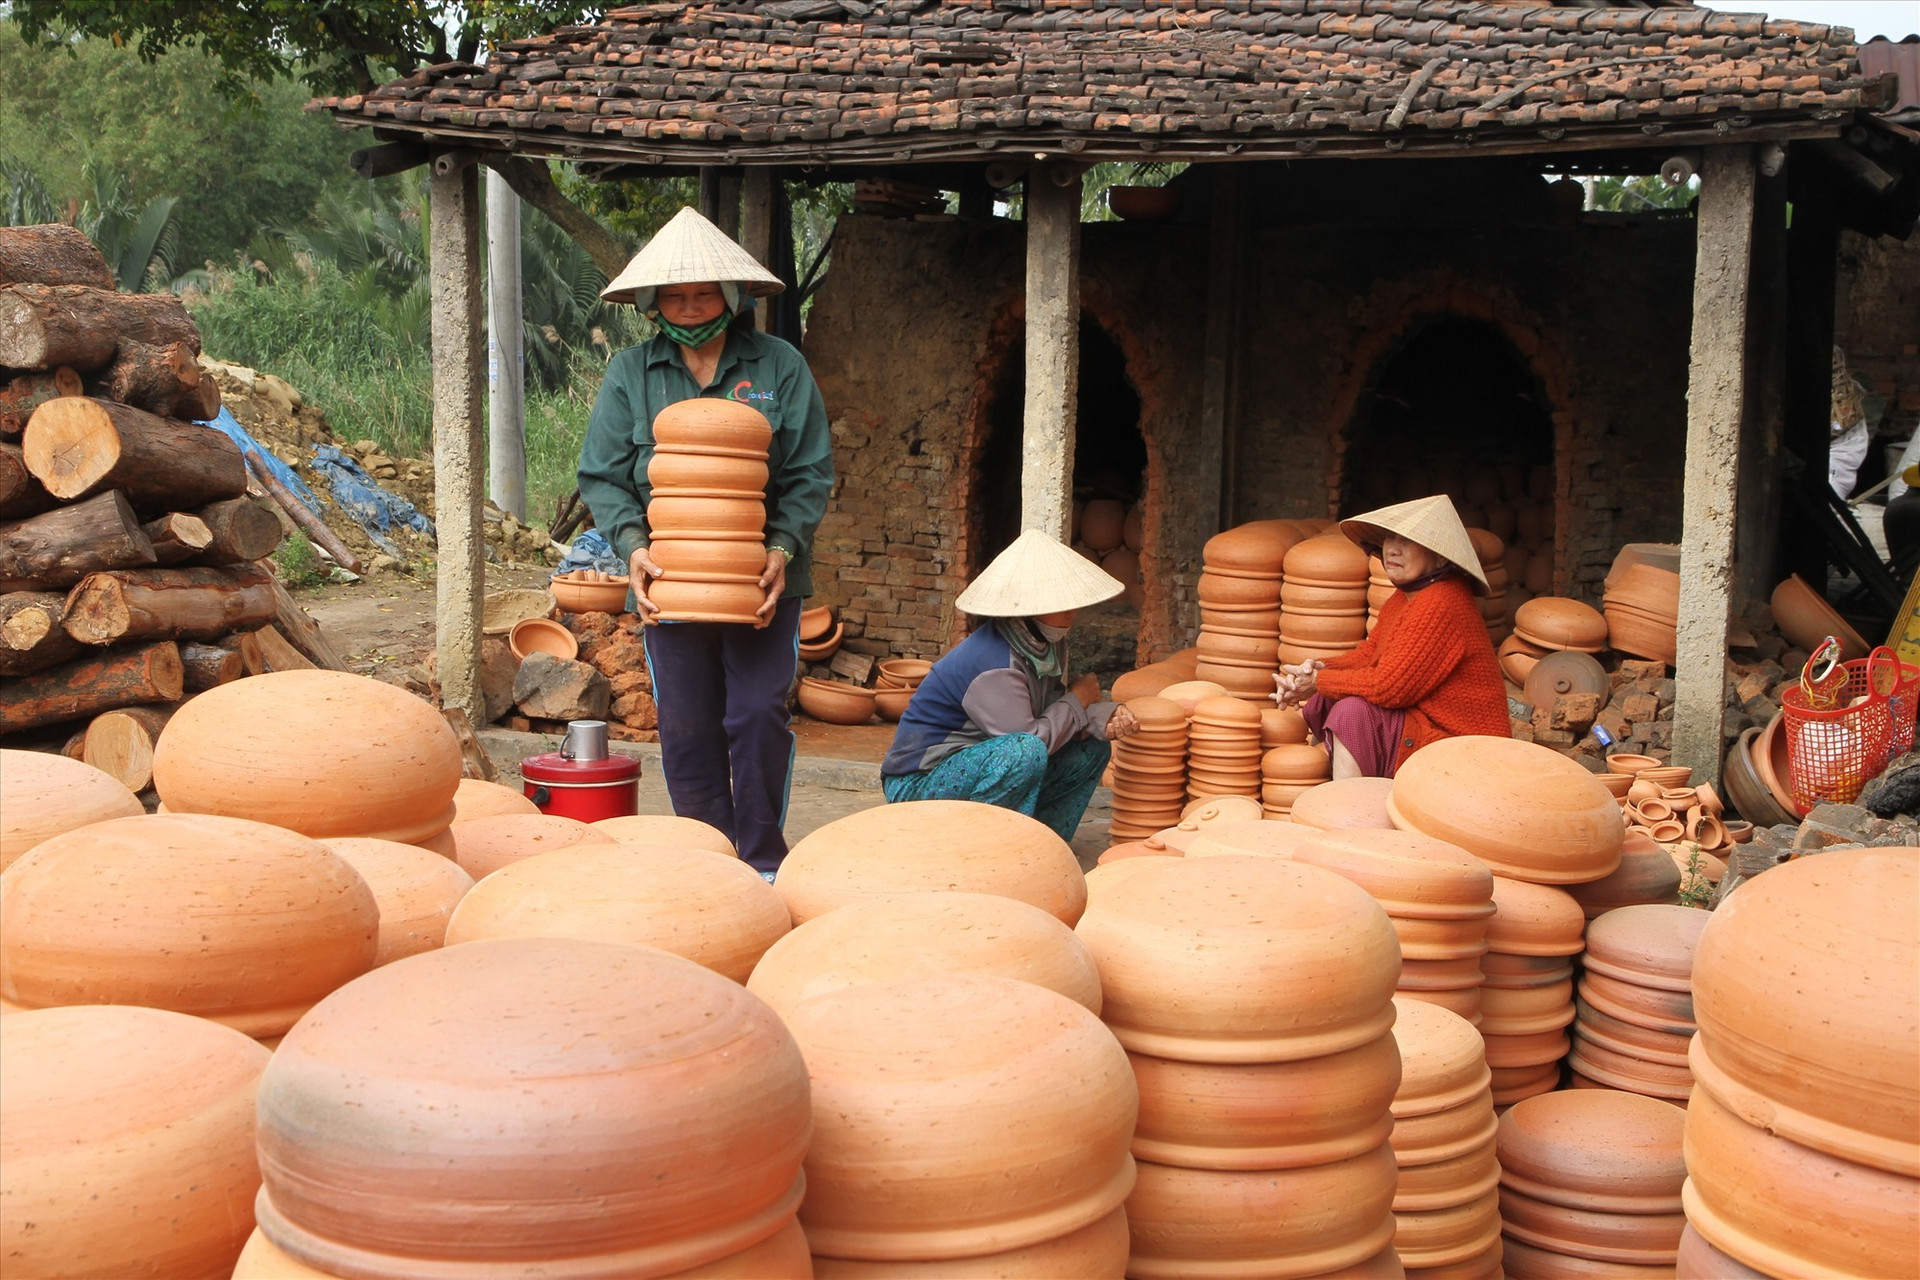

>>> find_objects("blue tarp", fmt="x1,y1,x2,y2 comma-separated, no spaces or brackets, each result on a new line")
555,528,626,578
308,444,436,557
198,407,324,516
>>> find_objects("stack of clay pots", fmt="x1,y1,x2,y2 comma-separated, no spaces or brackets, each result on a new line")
1110,696,1190,841
1512,597,1608,658
1076,856,1404,1278
1388,997,1504,1278
1365,555,1393,636
1076,497,1145,610
1476,877,1585,1106
1568,904,1704,1104
1195,521,1298,699
645,398,773,624
1469,528,1512,645
1680,848,1918,1279
1498,1090,1690,1278
1564,830,1682,919
1185,695,1264,802
1261,742,1332,818
1111,648,1201,703
873,657,930,722
1602,544,1680,667
1280,532,1371,669
798,605,842,662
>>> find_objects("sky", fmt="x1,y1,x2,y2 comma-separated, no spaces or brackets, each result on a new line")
1730,1,1919,40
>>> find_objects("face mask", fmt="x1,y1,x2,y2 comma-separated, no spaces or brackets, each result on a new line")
657,311,731,348
1035,621,1072,642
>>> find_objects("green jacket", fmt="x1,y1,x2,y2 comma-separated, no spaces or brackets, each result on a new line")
577,327,834,599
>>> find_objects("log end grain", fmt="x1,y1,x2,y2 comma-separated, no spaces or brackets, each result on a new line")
20,396,122,499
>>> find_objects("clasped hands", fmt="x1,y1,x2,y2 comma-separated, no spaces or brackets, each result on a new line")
1070,673,1138,741
1272,659,1324,710
628,546,787,627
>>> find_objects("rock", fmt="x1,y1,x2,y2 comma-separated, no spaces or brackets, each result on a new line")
611,689,657,730
1616,659,1667,685
1620,692,1659,725
478,636,519,725
1858,751,1920,819
1548,692,1602,733
513,652,611,722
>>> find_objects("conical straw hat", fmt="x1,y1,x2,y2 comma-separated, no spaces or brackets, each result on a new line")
955,529,1125,617
1338,495,1489,593
602,206,785,307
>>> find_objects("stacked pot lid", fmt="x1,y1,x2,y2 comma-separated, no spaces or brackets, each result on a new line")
645,398,774,624
1603,544,1680,667
1569,904,1706,1104
1365,556,1393,636
1195,521,1297,699
1388,997,1504,1278
1110,696,1190,841
1480,877,1586,1107
1468,528,1512,645
1289,775,1396,831
1280,532,1372,669
1076,856,1403,1279
1681,848,1918,1280
1186,695,1264,803
1262,742,1332,819
1512,596,1608,656
1497,1089,1690,1276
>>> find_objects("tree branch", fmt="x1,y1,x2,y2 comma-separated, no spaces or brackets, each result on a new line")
487,155,632,280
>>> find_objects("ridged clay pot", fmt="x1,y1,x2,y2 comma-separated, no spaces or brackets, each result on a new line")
1,1004,271,1280
1288,777,1396,830
652,538,772,577
1283,612,1370,645
442,812,617,880
810,1207,1127,1278
651,576,769,624
1203,521,1298,575
1512,597,1608,652
0,749,143,871
450,777,541,823
321,838,475,967
1292,828,1495,924
1582,904,1707,993
1675,1224,1770,1280
1485,877,1587,957
593,813,737,856
1283,532,1371,584
647,448,770,495
1,814,378,1038
254,937,811,1279
1394,1143,1501,1211
651,397,773,456
1498,1089,1686,1215
645,494,766,539
1395,1191,1502,1271
547,572,630,614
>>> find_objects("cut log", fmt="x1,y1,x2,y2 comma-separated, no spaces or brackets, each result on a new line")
60,726,89,760
174,376,221,423
62,563,278,646
0,590,82,676
22,396,247,512
179,641,245,691
82,703,180,792
252,623,316,672
194,496,282,565
0,285,199,373
235,629,266,676
442,707,500,782
267,580,349,670
0,225,115,289
0,441,53,519
0,366,83,437
141,511,213,565
85,338,202,420
245,452,364,574
0,489,156,592
0,640,184,732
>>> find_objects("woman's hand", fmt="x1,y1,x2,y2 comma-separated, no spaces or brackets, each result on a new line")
628,547,663,620
1069,672,1102,708
1271,660,1323,709
1105,703,1140,741
755,549,787,627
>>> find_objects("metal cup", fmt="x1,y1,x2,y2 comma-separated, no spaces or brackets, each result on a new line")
560,719,610,762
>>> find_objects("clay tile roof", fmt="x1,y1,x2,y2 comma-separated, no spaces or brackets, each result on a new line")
312,1,1892,165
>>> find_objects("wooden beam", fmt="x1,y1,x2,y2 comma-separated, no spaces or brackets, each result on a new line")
1781,155,1838,586
1021,163,1082,540
1674,144,1756,779
350,143,430,181
429,157,487,718
1198,167,1243,533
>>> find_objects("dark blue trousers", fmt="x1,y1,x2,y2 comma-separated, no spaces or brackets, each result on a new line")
642,595,801,873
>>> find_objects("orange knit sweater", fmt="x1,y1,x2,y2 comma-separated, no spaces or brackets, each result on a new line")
1313,576,1511,770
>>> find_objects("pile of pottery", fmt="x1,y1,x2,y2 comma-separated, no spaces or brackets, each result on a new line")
1498,1090,1690,1277
1609,754,1732,887
1770,571,1871,660
1471,528,1513,645
1279,532,1371,669
798,604,842,662
1480,878,1586,1106
1111,648,1201,703
1076,856,1404,1278
1681,848,1917,1279
1387,998,1504,1278
1185,695,1264,802
1110,696,1191,840
1569,904,1705,1104
1261,741,1331,818
1195,521,1298,699
1076,496,1146,609
1501,596,1609,685
1564,830,1682,919
873,657,930,722
645,397,773,624
1602,543,1680,665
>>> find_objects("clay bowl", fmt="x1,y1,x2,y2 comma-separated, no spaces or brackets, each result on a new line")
798,605,834,642
1602,605,1678,665
798,622,845,663
509,616,580,661
797,677,877,726
321,837,475,967
875,658,933,686
646,447,770,496
0,749,143,872
1596,773,1636,800
1639,765,1692,789
873,687,913,721
1604,753,1661,777
650,538,770,576
650,397,773,455
649,577,767,623
1769,572,1871,661
548,571,630,614
1745,715,1803,823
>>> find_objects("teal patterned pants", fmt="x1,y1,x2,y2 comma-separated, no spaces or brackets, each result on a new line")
881,733,1110,843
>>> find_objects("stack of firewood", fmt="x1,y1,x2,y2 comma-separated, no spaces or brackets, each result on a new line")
0,224,349,793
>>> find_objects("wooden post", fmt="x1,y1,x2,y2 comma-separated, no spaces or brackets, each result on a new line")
1199,167,1243,533
699,170,743,240
430,157,487,718
1781,160,1838,586
1675,145,1756,779
1022,164,1082,540
486,168,527,521
739,169,777,334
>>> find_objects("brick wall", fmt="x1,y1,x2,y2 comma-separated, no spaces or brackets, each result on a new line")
1836,229,1920,441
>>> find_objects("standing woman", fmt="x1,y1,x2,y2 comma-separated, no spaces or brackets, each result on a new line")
578,207,834,878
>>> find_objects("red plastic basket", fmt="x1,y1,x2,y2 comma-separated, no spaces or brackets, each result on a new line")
1868,649,1920,754
1779,661,1897,812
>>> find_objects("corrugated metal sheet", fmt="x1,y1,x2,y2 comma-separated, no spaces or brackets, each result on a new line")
1860,36,1920,114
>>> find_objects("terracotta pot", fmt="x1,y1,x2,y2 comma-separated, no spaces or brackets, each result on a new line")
1749,712,1803,820
651,397,773,456
1283,612,1370,645
797,604,834,641
874,687,913,721
1,1004,270,1279
1512,597,1608,652
1393,913,1493,962
796,676,876,725
646,494,766,540
1394,1144,1501,1210
254,938,810,1279
1199,607,1284,634
1263,742,1332,782
322,837,475,967
1280,581,1369,611
1197,629,1281,663
1478,980,1575,1036
1158,680,1229,712
1481,1027,1570,1070
1182,820,1319,860
876,657,933,685
785,974,1136,1262
777,799,1087,926
1261,706,1310,747
652,538,772,577
592,813,737,856
1564,833,1683,918
1483,876,1587,956
1573,1001,1692,1068
0,749,144,872
1604,754,1660,776
441,812,617,880
1393,1092,1501,1169
1582,904,1707,993
509,615,580,661
1074,855,1400,1063
1769,572,1871,661
1112,665,1178,703
647,447,770,495
451,777,542,823
1283,532,1371,585
1675,1224,1770,1280
1203,521,1298,575
745,890,1100,1018
1523,650,1610,710
1079,498,1127,552
1564,1034,1694,1102
798,622,845,662
1389,736,1621,884
1293,828,1496,923
650,576,768,623
152,670,464,842
1284,777,1392,831
1601,605,1678,666
1638,765,1692,788
1497,1088,1685,1215
812,1208,1127,1278
1397,956,1487,991
1481,951,1576,983
1391,997,1494,1122
1107,184,1182,221
1628,798,1673,824
548,571,631,614
1395,1195,1502,1271
446,845,790,983
1594,774,1635,800
1578,971,1695,1035
0,814,378,1038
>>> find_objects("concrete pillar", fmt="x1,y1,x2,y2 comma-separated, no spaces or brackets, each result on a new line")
1021,164,1082,540
429,159,487,719
486,167,526,520
1674,145,1756,777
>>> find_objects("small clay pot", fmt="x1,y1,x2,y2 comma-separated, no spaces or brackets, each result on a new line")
799,605,834,641
651,397,773,456
874,687,913,721
876,658,933,685
796,677,877,725
798,622,845,663
1604,753,1662,777
509,616,580,661
0,749,145,872
548,571,631,614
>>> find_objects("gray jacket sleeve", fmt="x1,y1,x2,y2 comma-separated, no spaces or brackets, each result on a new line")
961,667,1091,756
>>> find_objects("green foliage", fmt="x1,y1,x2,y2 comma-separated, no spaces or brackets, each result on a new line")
1588,174,1698,214
274,529,326,587
556,168,695,247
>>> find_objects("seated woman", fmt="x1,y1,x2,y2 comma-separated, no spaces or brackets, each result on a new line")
1274,495,1509,779
881,530,1139,841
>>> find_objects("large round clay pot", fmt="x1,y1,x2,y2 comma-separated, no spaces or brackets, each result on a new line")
1582,904,1706,993
1197,629,1281,663
1288,777,1395,831
747,890,1100,1018
1281,580,1370,612
594,813,737,856
152,670,462,842
1389,737,1621,884
450,777,541,823
441,812,617,880
1,1004,271,1279
1499,1089,1686,1215
1498,1235,1675,1279
812,1207,1128,1277
652,538,772,577
1074,855,1400,1063
0,749,144,871
648,448,770,495
1292,828,1495,927
1688,846,1917,1176
445,845,790,983
1565,833,1682,918
1199,571,1283,606
777,800,1087,927
796,676,877,725
1390,996,1494,1139
1123,1145,1398,1280
1204,521,1297,575
321,837,474,967
1,814,378,1038
651,576,768,623
1769,572,1871,661
786,974,1136,1262
651,398,773,456
1283,532,1371,586
1394,1144,1501,1211
1513,597,1608,653
1478,981,1576,1036
254,938,811,1279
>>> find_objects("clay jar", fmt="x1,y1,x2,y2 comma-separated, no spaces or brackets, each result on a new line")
321,838,475,967
441,812,617,880
1388,736,1622,884
647,447,770,496
152,670,463,843
1582,904,1707,995
444,845,791,984
0,814,378,1039
776,800,1087,927
1074,855,1400,1063
1289,776,1396,830
651,397,774,456
593,813,737,856
254,937,811,1279
0,749,143,871
1,1005,272,1280
785,974,1136,1263
746,890,1101,1018
451,777,541,823
1512,597,1608,653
